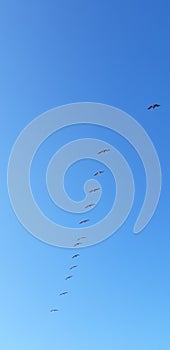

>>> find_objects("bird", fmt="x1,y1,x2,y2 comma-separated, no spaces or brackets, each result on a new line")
50,309,59,312
73,242,82,247
77,236,86,241
79,219,90,224
70,265,78,270
65,275,73,280
89,187,100,193
59,291,68,296
97,149,110,154
85,203,95,208
72,254,80,259
93,170,104,176
147,104,160,110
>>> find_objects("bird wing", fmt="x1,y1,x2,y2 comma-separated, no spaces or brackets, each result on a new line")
72,254,79,258
70,265,77,269
85,203,94,208
147,105,152,109
50,309,58,312
79,219,89,224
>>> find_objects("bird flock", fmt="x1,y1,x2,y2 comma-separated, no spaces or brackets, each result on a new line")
50,251,81,313
50,103,160,313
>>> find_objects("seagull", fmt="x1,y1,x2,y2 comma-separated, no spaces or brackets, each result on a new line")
59,291,68,296
72,254,80,259
73,242,82,247
97,149,110,154
79,219,90,224
89,187,100,193
70,265,78,270
147,104,160,110
93,170,104,176
85,203,95,208
65,275,73,280
50,309,59,312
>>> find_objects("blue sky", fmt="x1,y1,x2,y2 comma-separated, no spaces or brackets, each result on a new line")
1,0,170,349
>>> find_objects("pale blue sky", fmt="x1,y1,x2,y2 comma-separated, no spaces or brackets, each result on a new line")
1,1,170,349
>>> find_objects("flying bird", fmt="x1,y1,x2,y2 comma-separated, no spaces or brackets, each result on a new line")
89,187,100,193
72,254,80,259
79,219,90,224
85,203,95,208
73,242,82,247
70,265,78,270
59,291,68,296
97,149,110,154
147,104,160,110
93,170,104,176
65,275,73,280
77,236,86,241
50,309,59,312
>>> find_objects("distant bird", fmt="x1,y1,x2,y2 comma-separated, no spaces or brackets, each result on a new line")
59,291,68,296
50,309,59,312
97,149,110,154
79,219,90,224
73,242,82,247
93,170,104,176
72,254,80,259
70,265,78,270
65,275,73,280
147,104,160,110
77,236,86,241
85,203,95,208
89,187,100,193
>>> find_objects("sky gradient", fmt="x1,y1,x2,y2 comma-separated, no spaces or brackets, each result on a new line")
1,1,170,349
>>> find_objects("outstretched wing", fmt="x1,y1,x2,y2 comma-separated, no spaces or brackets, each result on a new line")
72,254,79,258
65,275,73,280
77,236,86,241
70,265,78,270
79,219,89,224
85,203,95,208
50,309,59,312
73,242,82,246
59,291,68,295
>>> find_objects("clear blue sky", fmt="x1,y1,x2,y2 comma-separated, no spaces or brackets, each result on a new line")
1,1,170,349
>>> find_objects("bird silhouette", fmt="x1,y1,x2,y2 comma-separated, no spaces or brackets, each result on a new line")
85,203,95,208
73,242,82,247
93,170,104,176
79,219,90,224
77,236,86,241
65,275,73,280
89,187,100,193
97,149,110,154
70,265,78,270
72,254,80,259
59,291,68,296
147,104,160,110
50,309,59,312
